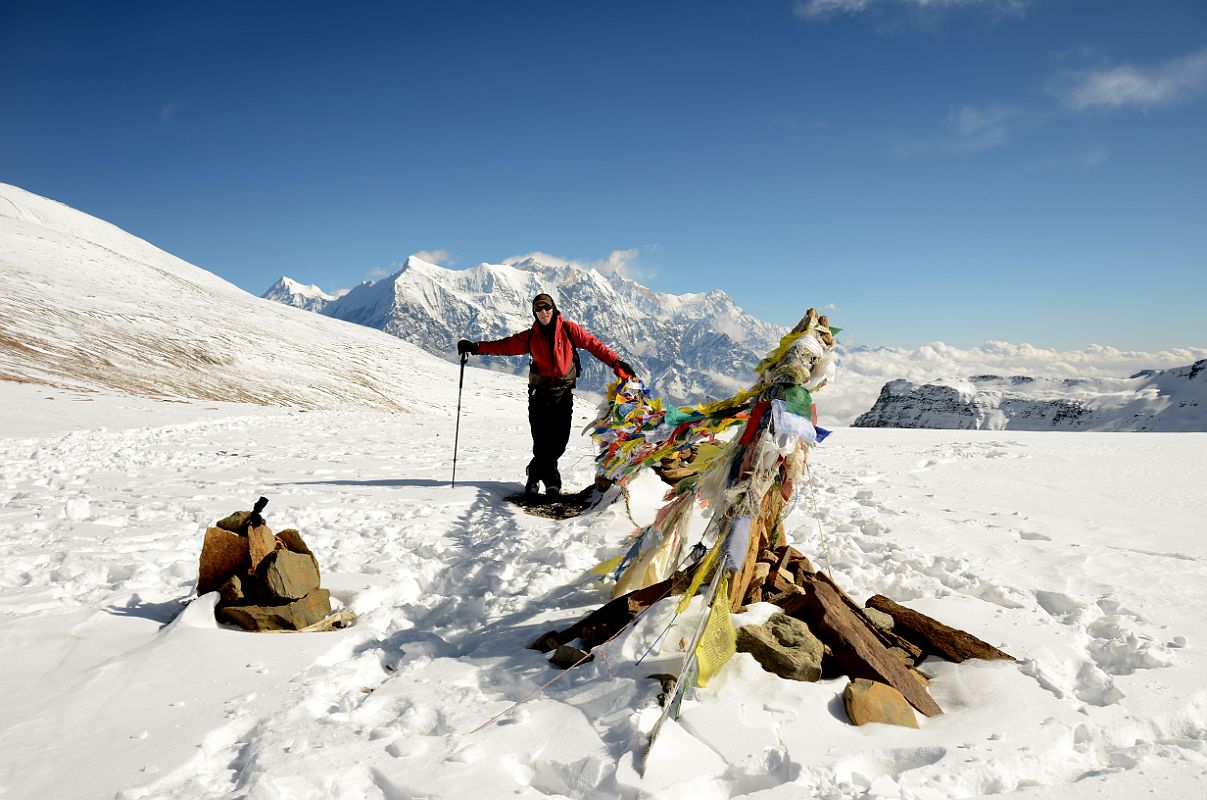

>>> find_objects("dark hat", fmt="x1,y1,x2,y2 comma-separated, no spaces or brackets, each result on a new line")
532,293,556,314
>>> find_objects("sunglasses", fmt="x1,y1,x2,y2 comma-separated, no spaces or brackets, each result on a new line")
533,303,552,312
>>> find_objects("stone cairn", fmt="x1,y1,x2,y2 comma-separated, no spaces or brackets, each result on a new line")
531,309,1015,728
196,497,348,632
532,544,1014,727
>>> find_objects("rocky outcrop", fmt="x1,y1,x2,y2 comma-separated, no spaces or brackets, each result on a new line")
853,360,1207,431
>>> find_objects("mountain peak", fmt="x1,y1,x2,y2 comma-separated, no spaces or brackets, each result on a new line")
261,275,344,312
266,259,788,405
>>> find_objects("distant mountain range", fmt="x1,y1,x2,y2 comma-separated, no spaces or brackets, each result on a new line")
853,362,1207,431
263,257,787,405
4,180,1205,431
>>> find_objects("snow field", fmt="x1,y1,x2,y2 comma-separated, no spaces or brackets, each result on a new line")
1,382,1206,799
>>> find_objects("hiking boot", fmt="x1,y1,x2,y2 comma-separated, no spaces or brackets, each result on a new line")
545,485,561,498
524,480,541,497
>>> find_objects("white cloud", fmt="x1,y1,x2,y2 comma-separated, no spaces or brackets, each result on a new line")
949,103,1018,150
795,0,1027,21
1050,48,1207,111
795,0,869,18
891,102,1022,156
819,341,1207,426
410,249,453,266
504,248,651,280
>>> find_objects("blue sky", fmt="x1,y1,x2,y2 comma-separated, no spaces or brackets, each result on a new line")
3,0,1205,349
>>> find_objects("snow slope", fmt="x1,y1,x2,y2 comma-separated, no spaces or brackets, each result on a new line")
0,182,449,411
4,182,1207,799
2,383,1205,800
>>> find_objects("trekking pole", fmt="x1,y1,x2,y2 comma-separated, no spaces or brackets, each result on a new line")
451,351,469,487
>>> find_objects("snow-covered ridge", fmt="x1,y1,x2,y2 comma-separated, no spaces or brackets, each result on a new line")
822,342,1207,427
853,360,1207,431
0,182,516,412
265,255,789,405
261,276,347,313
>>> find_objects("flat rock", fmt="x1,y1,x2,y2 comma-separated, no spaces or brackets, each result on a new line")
752,562,772,585
276,528,313,556
215,511,251,533
217,573,252,605
863,607,895,631
786,575,942,716
735,613,823,682
550,645,593,669
247,523,276,572
217,588,332,632
197,527,249,595
260,549,320,600
843,678,918,728
866,594,1014,663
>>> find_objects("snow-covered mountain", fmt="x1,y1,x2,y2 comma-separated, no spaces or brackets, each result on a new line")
0,182,506,412
853,361,1207,431
264,257,787,405
7,179,1205,432
261,276,347,313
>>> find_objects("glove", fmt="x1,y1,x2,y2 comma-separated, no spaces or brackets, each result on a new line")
457,339,478,355
614,359,635,379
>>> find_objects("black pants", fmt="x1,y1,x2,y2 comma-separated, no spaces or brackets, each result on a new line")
527,382,573,489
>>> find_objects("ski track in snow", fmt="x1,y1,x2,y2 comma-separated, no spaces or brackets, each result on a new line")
2,385,1206,799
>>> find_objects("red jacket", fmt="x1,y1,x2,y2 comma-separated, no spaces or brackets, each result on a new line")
478,316,620,380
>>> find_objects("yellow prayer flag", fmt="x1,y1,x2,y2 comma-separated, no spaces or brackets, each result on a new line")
695,576,736,687
676,540,721,615
590,555,624,576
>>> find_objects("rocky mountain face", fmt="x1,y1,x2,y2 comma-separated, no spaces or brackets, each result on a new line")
853,361,1207,431
261,276,346,313
265,257,787,405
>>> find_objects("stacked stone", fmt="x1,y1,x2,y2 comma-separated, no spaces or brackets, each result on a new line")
196,509,332,631
533,543,1015,728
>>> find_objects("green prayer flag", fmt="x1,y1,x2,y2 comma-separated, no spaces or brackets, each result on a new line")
783,385,813,417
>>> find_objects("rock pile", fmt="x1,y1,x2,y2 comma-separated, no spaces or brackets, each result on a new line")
531,544,1013,728
196,497,345,632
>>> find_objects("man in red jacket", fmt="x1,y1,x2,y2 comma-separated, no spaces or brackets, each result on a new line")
458,292,634,497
